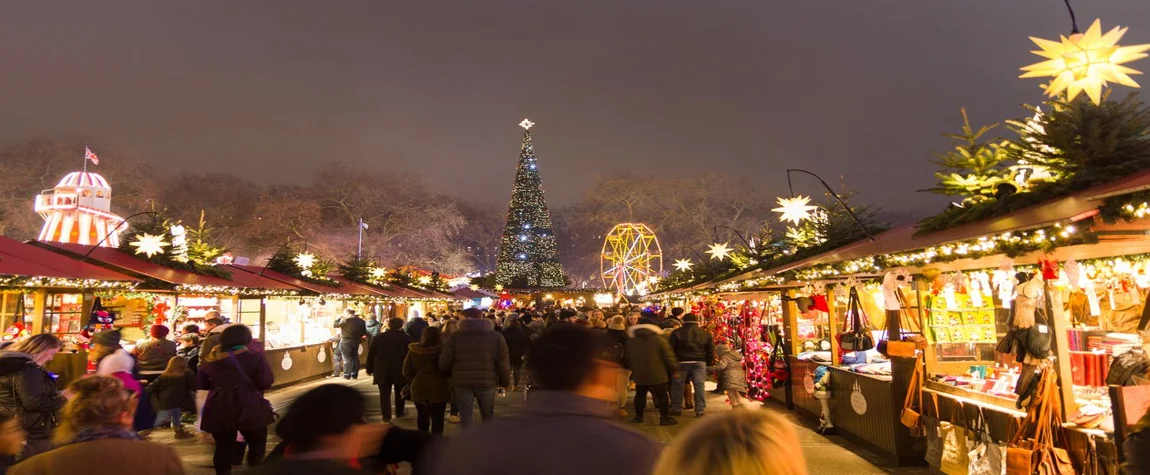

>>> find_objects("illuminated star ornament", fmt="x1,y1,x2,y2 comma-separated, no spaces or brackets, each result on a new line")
494,284,504,292
1020,19,1150,105
519,118,535,130
706,243,733,261
370,267,387,281
674,259,694,272
772,196,819,225
418,276,433,286
129,234,169,258
294,252,317,275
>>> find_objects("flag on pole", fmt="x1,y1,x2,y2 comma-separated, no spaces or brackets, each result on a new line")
359,219,369,230
84,147,100,165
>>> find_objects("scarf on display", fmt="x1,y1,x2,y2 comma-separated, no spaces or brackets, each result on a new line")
63,426,141,447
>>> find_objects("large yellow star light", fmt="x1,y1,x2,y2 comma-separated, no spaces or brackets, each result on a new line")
370,267,387,281
129,234,168,258
418,276,433,286
772,196,819,225
706,243,733,261
674,258,694,272
1020,19,1150,105
294,252,317,276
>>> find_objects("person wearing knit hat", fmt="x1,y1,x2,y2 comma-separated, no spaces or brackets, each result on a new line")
89,329,142,395
134,324,178,379
605,315,630,417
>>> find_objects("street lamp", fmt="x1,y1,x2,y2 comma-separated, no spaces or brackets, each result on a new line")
82,211,159,260
784,169,876,242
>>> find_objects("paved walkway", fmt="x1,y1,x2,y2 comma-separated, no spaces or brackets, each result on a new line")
157,373,927,474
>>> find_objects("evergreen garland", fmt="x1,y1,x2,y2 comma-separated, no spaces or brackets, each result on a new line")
117,211,231,278
265,248,338,286
338,256,388,287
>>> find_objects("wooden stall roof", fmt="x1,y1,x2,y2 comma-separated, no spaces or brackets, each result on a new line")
724,169,1150,285
35,241,241,288
0,237,140,284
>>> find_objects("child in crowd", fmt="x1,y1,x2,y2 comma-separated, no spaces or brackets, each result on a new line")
146,356,196,438
708,344,749,409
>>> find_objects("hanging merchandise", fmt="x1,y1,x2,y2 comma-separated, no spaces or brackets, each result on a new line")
1005,367,1074,475
966,407,1005,475
768,325,791,388
939,401,972,475
900,354,926,436
838,287,875,352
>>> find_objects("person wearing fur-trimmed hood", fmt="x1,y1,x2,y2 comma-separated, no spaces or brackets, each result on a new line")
624,319,679,426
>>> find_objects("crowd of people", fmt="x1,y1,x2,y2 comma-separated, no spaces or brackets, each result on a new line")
0,304,812,475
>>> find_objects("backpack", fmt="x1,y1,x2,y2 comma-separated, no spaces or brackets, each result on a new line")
1108,351,1150,386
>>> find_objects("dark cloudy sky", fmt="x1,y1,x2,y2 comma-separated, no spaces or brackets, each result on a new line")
2,1,1148,216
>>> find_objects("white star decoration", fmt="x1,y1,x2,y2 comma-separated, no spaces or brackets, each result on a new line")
418,276,433,285
772,196,819,224
1020,19,1150,105
294,252,317,271
370,267,387,281
674,259,694,272
129,233,168,258
706,243,733,261
519,118,535,130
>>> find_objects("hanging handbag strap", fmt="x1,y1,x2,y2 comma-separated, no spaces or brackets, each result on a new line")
848,287,867,332
903,354,922,410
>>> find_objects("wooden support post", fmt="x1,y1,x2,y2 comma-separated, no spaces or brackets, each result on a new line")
31,290,46,334
1047,283,1078,420
259,297,267,344
783,289,800,356
828,288,841,365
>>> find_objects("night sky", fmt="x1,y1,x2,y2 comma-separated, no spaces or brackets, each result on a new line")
2,1,1148,216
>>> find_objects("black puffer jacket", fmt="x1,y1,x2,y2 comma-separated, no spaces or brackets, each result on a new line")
440,318,510,388
366,328,412,384
670,323,714,363
0,351,65,440
624,324,679,385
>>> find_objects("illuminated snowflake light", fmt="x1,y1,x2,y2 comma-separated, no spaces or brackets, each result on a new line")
1020,19,1150,105
706,242,733,261
129,233,168,258
674,258,694,272
772,196,819,225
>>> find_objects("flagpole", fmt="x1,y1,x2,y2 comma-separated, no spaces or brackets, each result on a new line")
357,218,364,259
82,145,88,174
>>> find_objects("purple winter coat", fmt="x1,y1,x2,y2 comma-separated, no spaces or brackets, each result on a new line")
197,348,274,432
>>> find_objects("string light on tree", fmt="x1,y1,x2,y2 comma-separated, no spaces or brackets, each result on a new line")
1020,19,1150,105
674,258,694,272
772,196,818,224
706,242,733,261
129,233,168,258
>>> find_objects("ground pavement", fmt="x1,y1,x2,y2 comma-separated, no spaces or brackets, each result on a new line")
157,372,929,474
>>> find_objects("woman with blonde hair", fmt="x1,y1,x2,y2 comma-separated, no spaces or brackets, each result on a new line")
652,409,807,475
0,334,64,458
10,375,185,475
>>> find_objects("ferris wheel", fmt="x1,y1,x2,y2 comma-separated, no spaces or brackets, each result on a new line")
601,223,663,296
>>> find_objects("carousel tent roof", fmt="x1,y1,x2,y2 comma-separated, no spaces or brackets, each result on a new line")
0,237,139,284
56,171,111,189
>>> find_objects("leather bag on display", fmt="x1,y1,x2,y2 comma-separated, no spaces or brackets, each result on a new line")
839,287,875,352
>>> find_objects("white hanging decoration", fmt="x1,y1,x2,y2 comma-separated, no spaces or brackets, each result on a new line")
943,283,958,310
969,273,984,308
169,224,189,263
882,271,902,311
1065,259,1081,290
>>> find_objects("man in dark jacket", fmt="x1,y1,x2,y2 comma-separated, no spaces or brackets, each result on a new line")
624,318,679,426
439,308,510,428
336,309,368,379
426,325,663,475
404,314,428,343
669,313,714,417
366,317,412,422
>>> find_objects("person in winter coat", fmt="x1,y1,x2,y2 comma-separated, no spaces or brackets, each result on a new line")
404,315,428,344
366,318,412,423
256,384,437,475
0,334,64,458
605,316,630,417
133,324,178,380
176,333,200,373
708,344,749,409
402,327,451,434
89,329,153,433
198,324,274,475
440,308,510,428
426,325,664,475
501,318,531,391
624,319,679,426
669,313,715,417
145,356,196,438
365,315,382,339
198,315,226,361
10,375,186,475
336,309,368,379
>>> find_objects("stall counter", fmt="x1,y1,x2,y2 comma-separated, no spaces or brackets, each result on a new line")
265,340,368,389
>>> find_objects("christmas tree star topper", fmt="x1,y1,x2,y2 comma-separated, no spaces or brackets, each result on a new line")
772,195,819,225
519,118,535,130
706,243,733,261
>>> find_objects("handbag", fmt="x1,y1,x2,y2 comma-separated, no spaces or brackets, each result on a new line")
900,354,925,436
940,401,971,475
839,287,875,352
1006,367,1075,475
967,408,1004,475
926,393,944,468
226,352,276,430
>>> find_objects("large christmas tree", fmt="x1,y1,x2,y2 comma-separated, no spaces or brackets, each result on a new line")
494,119,565,288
